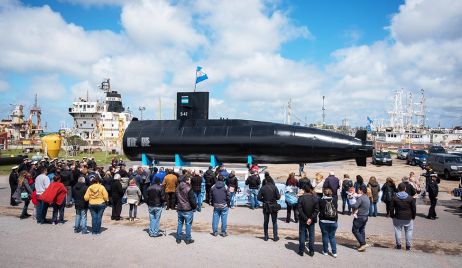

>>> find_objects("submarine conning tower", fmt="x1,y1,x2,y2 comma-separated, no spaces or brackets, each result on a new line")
176,92,209,120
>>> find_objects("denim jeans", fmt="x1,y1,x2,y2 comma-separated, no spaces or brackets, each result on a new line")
176,210,194,241
148,206,163,236
74,208,88,232
393,219,413,247
352,216,368,246
229,192,236,208
52,203,65,223
299,222,315,252
320,221,338,254
341,193,351,213
65,186,73,205
21,199,30,217
249,189,259,209
369,202,378,217
263,212,278,239
89,203,106,234
36,198,49,224
194,191,202,212
212,207,229,234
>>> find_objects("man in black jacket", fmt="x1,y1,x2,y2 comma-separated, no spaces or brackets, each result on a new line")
246,171,261,209
257,174,281,241
110,174,124,221
147,178,166,237
176,176,197,244
204,166,215,204
297,182,319,256
226,171,239,208
426,174,439,220
9,166,19,206
61,165,74,207
72,177,89,234
391,183,416,250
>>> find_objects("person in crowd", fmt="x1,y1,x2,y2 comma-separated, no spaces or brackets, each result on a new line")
191,171,203,212
73,177,89,234
226,170,238,209
39,175,68,225
61,165,74,207
147,178,166,237
84,176,109,235
102,170,113,206
258,172,281,241
111,174,124,221
341,174,353,215
381,177,397,217
409,173,422,197
298,173,310,193
351,185,371,252
163,169,178,210
297,181,318,257
9,166,19,206
134,166,149,202
391,183,416,250
246,170,261,209
319,188,338,257
426,174,439,220
312,173,325,199
323,171,340,204
126,179,142,221
204,166,216,204
175,175,197,244
401,177,416,198
285,172,299,223
367,176,380,217
35,166,50,224
354,175,366,192
16,171,33,219
211,175,230,237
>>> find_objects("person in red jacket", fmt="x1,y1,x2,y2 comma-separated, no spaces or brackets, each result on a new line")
39,175,68,225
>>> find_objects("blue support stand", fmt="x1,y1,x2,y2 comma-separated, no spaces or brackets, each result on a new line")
141,153,152,166
175,154,190,167
210,154,221,168
247,155,253,165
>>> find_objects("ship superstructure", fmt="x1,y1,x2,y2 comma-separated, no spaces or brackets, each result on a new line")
68,79,133,150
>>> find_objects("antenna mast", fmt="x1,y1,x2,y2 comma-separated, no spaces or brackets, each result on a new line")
322,96,326,128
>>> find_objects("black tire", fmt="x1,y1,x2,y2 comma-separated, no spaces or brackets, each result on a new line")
389,162,392,166
444,170,450,180
411,159,416,166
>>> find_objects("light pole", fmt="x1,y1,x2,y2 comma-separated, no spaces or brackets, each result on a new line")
139,106,146,120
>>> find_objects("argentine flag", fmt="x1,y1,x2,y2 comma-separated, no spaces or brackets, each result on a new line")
195,66,208,84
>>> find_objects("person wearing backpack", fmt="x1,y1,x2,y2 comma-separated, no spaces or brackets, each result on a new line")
341,174,353,215
285,173,299,223
381,177,397,217
319,188,338,257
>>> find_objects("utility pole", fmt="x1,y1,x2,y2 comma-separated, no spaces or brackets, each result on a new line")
158,97,162,120
138,106,146,120
287,98,292,125
322,96,326,128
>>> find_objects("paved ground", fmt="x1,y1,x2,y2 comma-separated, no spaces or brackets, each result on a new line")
1,159,461,267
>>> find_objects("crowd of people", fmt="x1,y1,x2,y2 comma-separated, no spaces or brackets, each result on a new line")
8,156,441,256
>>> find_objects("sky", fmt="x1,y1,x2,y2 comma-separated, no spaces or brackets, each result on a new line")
0,0,461,131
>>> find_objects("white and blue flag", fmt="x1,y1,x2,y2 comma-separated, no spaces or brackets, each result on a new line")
366,116,375,133
195,66,208,84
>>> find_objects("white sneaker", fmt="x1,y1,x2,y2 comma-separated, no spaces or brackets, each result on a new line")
322,251,328,256
333,253,337,258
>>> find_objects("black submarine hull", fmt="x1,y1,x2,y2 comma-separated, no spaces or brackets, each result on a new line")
122,119,373,166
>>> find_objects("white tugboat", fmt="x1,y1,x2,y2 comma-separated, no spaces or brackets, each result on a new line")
68,79,133,151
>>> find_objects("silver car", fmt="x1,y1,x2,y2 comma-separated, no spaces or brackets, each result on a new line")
397,148,410,160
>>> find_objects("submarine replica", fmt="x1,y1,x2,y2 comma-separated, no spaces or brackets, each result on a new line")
123,92,373,166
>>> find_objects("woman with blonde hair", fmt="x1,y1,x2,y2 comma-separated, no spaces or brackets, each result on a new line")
15,171,33,219
126,179,142,221
312,173,325,199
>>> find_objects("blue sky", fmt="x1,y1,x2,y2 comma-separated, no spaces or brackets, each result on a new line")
0,0,461,131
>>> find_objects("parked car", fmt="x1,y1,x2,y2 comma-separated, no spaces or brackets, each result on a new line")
372,151,392,166
427,153,462,180
428,145,446,155
396,148,411,159
406,149,428,167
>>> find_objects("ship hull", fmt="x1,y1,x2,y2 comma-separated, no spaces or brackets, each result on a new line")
123,119,373,165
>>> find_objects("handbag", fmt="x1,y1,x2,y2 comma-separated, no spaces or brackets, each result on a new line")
264,202,281,213
453,188,462,197
21,191,29,200
122,191,128,204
